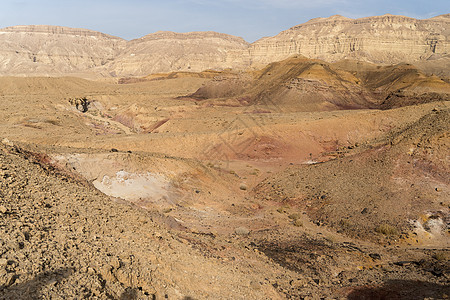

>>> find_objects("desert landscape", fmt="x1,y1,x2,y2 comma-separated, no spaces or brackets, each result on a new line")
0,14,449,299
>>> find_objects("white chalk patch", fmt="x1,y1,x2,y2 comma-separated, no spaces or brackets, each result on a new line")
93,170,170,202
410,212,448,241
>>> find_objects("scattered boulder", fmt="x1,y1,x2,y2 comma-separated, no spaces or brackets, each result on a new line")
239,183,248,191
68,97,90,113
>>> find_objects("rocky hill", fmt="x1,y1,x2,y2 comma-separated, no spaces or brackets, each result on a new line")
103,31,249,77
0,26,248,77
187,56,450,111
0,14,449,77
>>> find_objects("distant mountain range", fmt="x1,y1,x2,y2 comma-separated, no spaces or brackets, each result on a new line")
0,14,449,77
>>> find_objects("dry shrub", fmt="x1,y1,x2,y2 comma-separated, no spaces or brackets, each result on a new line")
375,223,398,235
288,213,301,220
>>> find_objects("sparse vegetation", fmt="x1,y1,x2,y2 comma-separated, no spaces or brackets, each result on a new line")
276,207,288,214
432,251,448,261
293,219,303,227
375,223,398,235
288,213,301,220
44,119,61,126
250,168,260,176
339,219,353,229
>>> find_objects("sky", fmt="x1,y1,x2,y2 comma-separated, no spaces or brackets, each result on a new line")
0,0,448,42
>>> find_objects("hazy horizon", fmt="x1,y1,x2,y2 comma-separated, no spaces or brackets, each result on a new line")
1,0,448,42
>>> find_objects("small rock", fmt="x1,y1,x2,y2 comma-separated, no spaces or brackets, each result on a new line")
431,269,443,277
0,270,15,286
0,205,7,214
239,184,248,191
110,257,121,269
369,253,381,260
393,261,416,266
250,280,261,290
1,138,13,147
0,258,7,267
48,278,58,286
235,227,250,236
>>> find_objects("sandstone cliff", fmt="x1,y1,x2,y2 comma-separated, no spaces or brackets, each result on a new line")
0,25,126,76
0,14,449,77
248,14,450,68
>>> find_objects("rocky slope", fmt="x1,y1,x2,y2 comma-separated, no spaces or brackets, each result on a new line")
0,140,287,299
1,14,449,77
253,108,450,242
1,104,449,299
186,56,450,112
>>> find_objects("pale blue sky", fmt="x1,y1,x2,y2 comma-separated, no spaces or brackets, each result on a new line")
1,0,448,42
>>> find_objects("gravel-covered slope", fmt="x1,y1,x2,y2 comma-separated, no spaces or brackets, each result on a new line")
0,142,281,299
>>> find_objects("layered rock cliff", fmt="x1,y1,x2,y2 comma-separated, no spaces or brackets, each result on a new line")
0,25,126,76
103,31,249,76
0,14,449,77
248,14,450,67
